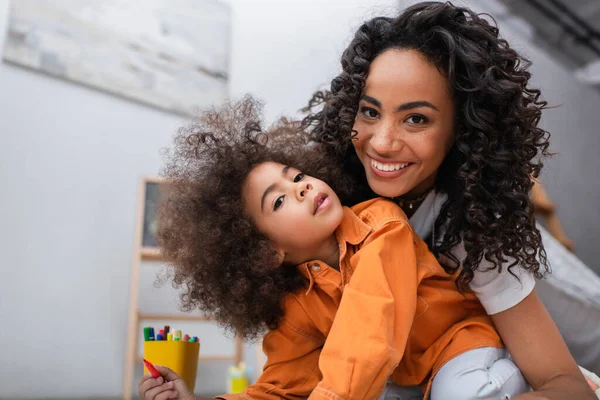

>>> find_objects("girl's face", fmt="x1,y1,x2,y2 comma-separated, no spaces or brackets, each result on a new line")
352,49,456,199
242,161,344,265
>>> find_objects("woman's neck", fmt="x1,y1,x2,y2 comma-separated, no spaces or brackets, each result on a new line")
404,175,436,200
399,202,419,219
395,188,433,218
394,177,436,218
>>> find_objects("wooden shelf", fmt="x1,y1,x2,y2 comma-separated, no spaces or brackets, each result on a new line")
531,179,575,252
531,180,556,214
123,177,245,400
138,313,211,322
140,247,168,262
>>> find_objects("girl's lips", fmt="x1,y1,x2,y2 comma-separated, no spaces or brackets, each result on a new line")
313,193,329,214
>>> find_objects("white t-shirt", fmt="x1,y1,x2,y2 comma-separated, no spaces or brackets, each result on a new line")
409,190,535,315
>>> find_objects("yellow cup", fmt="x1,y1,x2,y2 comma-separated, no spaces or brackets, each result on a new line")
143,340,200,391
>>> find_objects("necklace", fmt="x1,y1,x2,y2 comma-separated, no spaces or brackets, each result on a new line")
393,188,433,210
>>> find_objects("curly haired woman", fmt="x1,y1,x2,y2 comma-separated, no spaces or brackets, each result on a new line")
297,1,595,399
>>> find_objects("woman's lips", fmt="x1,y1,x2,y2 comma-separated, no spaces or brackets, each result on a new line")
369,157,413,179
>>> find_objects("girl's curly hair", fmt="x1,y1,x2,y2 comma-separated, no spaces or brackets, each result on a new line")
302,1,551,288
158,96,354,340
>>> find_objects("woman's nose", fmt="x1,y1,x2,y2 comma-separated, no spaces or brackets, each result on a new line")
370,123,404,154
296,182,313,200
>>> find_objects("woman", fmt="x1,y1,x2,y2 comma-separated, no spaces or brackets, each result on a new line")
302,2,595,399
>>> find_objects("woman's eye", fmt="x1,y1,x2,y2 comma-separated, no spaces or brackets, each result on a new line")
406,114,428,124
293,173,304,182
274,196,284,211
360,107,379,119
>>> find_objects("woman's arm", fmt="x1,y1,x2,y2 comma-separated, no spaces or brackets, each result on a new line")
491,289,596,400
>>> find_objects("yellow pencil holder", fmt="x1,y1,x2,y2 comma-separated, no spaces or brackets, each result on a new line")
143,340,200,391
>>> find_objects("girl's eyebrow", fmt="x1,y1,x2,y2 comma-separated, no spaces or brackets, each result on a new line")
361,95,439,112
260,165,290,211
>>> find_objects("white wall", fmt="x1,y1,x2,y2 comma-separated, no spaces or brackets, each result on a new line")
1,0,598,398
0,0,396,398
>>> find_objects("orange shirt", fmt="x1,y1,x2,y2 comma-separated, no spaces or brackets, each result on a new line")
218,198,502,400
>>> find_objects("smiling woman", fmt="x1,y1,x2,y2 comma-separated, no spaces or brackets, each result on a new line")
301,1,596,398
352,49,455,202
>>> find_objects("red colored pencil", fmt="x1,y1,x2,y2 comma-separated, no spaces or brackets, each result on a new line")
143,358,161,379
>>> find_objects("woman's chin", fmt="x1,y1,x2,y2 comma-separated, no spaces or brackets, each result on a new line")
366,176,408,199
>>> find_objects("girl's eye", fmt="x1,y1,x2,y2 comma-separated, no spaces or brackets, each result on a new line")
293,173,304,182
274,196,284,211
360,107,379,119
406,114,428,124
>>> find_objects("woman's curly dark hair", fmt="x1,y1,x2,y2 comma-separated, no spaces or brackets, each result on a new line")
302,1,551,287
158,96,354,340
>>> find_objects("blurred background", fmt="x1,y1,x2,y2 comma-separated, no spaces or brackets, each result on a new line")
0,0,598,399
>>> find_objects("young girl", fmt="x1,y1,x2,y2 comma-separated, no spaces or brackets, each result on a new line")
138,97,529,400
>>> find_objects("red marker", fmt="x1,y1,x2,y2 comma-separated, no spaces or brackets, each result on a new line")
143,358,161,379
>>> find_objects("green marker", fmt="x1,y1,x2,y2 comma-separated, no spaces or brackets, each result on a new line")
143,326,152,341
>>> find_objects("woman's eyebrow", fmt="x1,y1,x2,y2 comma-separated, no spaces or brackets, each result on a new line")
361,95,439,112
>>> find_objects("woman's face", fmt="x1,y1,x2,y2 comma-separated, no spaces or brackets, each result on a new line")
352,49,456,199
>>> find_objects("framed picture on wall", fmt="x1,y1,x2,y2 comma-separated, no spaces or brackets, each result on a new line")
142,179,162,249
2,0,231,117
138,177,168,261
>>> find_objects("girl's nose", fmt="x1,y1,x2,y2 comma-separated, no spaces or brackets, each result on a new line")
297,182,313,200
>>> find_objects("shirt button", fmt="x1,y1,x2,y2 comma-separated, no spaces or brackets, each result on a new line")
311,263,321,272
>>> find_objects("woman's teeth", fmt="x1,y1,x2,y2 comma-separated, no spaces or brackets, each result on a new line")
371,159,410,172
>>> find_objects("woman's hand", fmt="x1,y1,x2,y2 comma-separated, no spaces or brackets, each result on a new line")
491,289,596,400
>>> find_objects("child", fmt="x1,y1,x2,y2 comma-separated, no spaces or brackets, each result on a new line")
139,97,529,400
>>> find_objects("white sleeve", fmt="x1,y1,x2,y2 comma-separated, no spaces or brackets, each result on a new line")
409,192,535,315
452,242,536,315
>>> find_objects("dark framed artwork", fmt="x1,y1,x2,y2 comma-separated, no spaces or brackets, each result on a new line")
142,180,162,249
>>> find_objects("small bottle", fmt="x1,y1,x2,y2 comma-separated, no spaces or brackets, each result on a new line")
227,362,248,394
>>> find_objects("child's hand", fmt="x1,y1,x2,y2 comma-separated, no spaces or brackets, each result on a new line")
138,365,195,400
